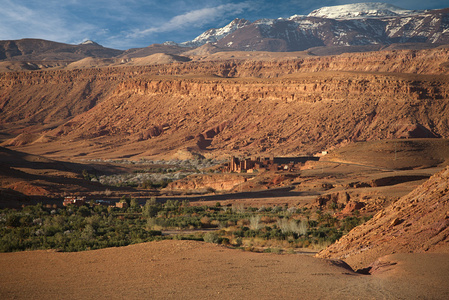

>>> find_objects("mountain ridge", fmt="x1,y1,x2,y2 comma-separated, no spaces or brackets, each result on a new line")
180,5,449,52
0,38,123,61
1,3,448,62
307,2,421,19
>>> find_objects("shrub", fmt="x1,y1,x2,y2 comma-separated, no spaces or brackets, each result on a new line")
264,247,281,254
249,215,261,230
232,203,245,213
146,230,162,237
6,214,21,227
200,216,211,227
342,216,362,232
203,232,220,244
277,218,302,234
77,206,90,217
298,219,308,236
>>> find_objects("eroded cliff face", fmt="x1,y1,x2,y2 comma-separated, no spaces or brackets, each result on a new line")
25,72,447,159
1,48,449,159
0,69,123,134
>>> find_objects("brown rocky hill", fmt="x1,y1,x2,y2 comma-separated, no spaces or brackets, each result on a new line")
1,48,449,160
0,147,118,207
0,39,123,61
316,166,449,270
0,68,120,137
118,43,191,59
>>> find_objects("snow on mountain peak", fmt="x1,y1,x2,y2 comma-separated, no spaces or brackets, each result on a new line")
176,3,445,51
287,15,305,21
80,40,99,46
181,18,251,47
162,41,178,46
307,2,417,19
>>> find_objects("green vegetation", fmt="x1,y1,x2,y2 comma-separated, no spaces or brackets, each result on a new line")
88,158,225,189
0,201,371,253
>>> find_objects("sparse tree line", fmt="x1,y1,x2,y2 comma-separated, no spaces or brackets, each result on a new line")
0,200,371,253
84,158,224,169
82,158,225,189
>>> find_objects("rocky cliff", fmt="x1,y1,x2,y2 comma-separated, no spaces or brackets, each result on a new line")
1,48,449,159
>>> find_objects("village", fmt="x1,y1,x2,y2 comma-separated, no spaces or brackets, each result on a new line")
63,196,127,208
61,155,321,207
226,155,319,173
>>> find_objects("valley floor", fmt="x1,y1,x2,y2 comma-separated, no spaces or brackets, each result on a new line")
1,240,448,299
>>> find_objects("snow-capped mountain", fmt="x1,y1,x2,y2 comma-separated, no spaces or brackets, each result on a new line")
176,2,449,52
307,2,420,19
181,18,251,47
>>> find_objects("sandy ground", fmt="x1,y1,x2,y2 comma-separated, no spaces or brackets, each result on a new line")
1,240,448,299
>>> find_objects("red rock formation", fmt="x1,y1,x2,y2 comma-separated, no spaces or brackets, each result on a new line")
316,166,449,270
1,48,449,159
165,174,247,192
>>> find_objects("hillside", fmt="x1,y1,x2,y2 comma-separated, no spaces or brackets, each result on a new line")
317,166,449,270
0,39,123,61
0,147,131,207
320,139,449,170
1,47,448,160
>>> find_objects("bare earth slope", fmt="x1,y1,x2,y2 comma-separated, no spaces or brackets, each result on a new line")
317,166,449,270
1,48,449,160
1,240,449,299
0,69,121,137
321,139,449,170
0,147,128,207
5,71,449,160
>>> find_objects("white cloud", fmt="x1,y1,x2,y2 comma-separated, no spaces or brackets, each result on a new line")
0,0,95,44
130,2,253,38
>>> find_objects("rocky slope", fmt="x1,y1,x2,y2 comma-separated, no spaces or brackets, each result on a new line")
0,68,121,136
180,5,449,52
0,38,123,61
317,166,449,270
0,147,119,207
165,174,247,192
7,72,449,159
1,48,449,159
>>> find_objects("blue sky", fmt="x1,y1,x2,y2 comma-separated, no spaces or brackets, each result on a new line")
0,0,447,50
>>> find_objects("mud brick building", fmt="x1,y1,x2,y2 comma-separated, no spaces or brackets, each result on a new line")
63,196,86,206
227,156,275,173
227,156,319,173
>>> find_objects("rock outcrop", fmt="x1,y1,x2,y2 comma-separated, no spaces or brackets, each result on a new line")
165,174,247,192
316,166,449,270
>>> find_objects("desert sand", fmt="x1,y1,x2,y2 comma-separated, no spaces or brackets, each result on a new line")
1,240,448,299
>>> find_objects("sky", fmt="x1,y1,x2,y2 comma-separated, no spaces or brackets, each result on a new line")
0,0,448,50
